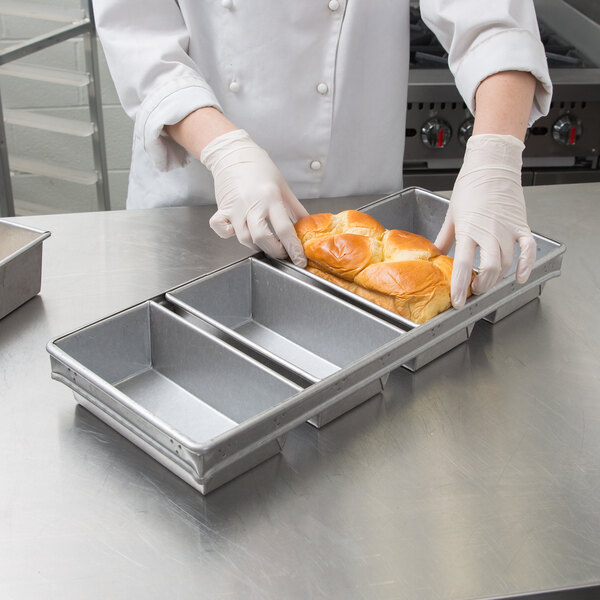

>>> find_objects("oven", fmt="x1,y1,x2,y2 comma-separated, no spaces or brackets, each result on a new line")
403,0,600,190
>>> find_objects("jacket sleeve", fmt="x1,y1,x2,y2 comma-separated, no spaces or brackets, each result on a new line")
93,0,222,171
419,0,552,125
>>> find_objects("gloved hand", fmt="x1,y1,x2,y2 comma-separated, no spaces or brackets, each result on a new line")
200,129,309,267
434,133,537,308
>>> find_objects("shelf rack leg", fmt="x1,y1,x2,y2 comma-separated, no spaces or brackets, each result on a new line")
82,0,110,211
0,91,15,217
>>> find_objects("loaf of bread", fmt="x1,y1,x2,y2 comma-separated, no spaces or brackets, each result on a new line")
294,210,470,324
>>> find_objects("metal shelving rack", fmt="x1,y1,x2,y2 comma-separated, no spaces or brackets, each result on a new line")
0,0,110,217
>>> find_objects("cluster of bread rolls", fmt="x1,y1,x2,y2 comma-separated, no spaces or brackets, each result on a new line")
294,210,469,324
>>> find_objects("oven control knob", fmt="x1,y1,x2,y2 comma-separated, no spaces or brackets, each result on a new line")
420,118,452,148
552,115,583,146
458,118,474,146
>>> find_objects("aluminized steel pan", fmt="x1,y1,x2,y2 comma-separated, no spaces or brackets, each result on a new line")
166,257,403,427
273,187,565,370
48,301,302,494
47,187,566,495
0,219,50,319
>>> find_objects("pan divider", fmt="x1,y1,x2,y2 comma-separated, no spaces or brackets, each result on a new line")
163,298,314,390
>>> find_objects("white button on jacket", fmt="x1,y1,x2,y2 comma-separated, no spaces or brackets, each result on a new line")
93,0,552,209
316,82,329,95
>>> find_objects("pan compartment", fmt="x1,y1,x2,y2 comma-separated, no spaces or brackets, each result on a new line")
167,257,403,426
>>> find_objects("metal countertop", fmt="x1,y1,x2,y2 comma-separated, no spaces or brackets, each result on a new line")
1,184,599,600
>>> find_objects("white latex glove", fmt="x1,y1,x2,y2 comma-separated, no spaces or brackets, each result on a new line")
435,134,537,308
200,129,308,267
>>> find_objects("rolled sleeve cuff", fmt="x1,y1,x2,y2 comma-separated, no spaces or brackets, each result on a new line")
454,29,553,126
134,76,223,172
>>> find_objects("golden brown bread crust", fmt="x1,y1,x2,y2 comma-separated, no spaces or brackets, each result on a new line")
295,210,386,244
307,265,403,316
296,210,471,324
382,229,439,262
304,234,376,281
355,261,451,323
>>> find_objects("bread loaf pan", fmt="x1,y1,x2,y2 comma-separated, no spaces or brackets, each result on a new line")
269,258,472,372
272,187,564,370
0,220,50,320
166,257,403,427
47,301,302,494
359,187,564,326
48,245,565,494
47,188,565,494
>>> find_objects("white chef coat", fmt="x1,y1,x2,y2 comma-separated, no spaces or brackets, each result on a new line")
93,0,552,209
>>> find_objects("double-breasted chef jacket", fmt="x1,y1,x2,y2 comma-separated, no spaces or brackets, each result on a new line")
93,0,552,209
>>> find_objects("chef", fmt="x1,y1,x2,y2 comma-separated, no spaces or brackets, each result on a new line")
93,0,552,309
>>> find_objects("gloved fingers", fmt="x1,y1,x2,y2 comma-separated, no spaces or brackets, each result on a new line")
281,182,309,222
211,209,263,255
434,213,455,255
245,207,288,259
516,232,537,284
471,241,502,296
236,223,261,252
451,236,476,308
209,210,235,239
268,202,307,267
500,238,515,279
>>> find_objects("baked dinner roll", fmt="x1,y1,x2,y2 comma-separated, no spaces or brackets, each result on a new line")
294,210,471,323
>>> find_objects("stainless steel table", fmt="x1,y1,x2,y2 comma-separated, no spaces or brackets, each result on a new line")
1,184,599,600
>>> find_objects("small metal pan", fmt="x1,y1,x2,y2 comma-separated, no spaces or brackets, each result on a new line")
47,300,302,494
166,257,403,427
273,187,565,370
0,219,50,319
